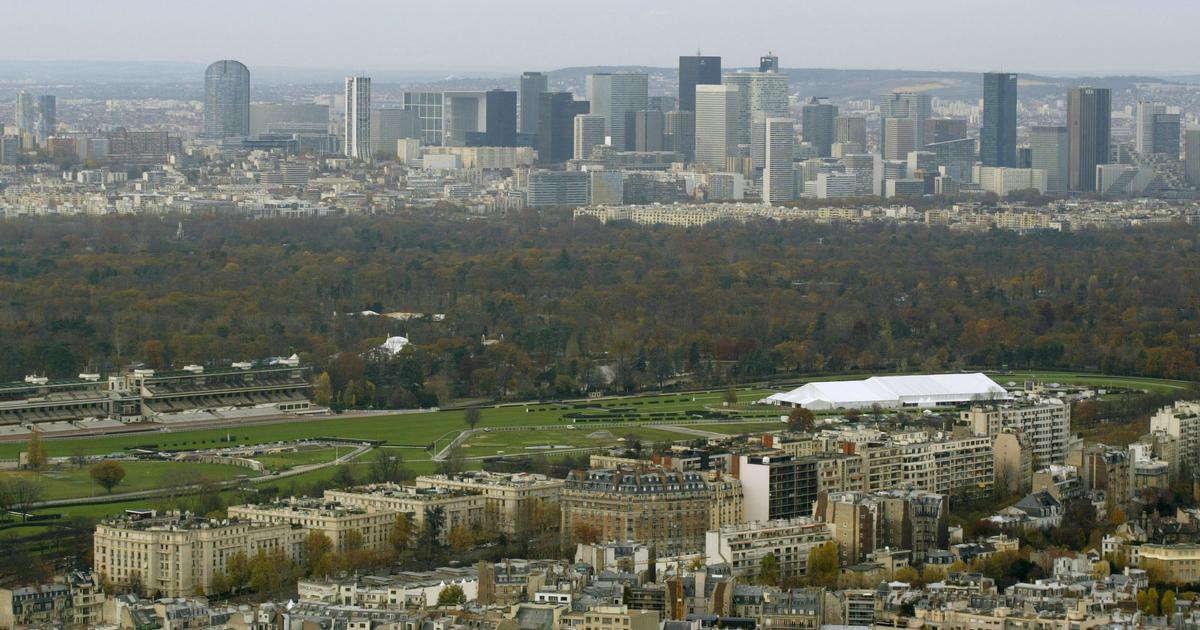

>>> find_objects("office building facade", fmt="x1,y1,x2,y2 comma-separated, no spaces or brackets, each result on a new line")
695,84,740,171
678,55,721,112
574,114,607,160
981,73,1018,167
1067,87,1111,192
801,97,837,157
587,73,648,151
537,92,588,164
203,60,250,139
1031,125,1070,193
519,72,548,135
763,117,795,203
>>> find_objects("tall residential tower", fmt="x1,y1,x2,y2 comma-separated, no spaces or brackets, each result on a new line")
344,76,372,159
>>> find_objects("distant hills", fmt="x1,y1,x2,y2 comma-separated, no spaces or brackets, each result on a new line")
0,60,1188,102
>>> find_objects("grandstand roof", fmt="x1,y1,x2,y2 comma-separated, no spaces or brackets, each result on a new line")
763,373,1009,410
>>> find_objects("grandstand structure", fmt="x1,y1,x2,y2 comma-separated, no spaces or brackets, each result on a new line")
0,356,313,436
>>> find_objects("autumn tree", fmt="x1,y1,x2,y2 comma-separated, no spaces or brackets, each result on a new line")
757,553,780,585
464,407,483,430
437,583,467,606
303,531,333,575
90,461,127,493
313,372,333,407
1162,590,1177,617
573,522,602,545
787,407,816,432
806,541,840,588
389,513,412,556
448,525,476,552
368,450,410,484
24,430,47,473
2,478,43,519
1141,587,1161,616
894,565,920,586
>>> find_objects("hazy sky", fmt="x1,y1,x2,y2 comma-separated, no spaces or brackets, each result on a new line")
4,0,1198,77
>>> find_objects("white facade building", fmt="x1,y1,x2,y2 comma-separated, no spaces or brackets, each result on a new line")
763,373,1009,410
344,76,371,160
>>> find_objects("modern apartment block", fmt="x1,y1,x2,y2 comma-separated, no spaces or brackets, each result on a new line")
963,399,1072,467
1150,400,1200,473
705,518,833,580
737,454,819,521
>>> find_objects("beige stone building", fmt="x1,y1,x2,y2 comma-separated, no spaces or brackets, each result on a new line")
0,571,107,629
581,605,659,630
560,467,710,556
414,471,563,535
993,428,1033,496
93,513,304,597
227,498,397,552
1137,543,1200,584
325,483,485,544
706,473,746,530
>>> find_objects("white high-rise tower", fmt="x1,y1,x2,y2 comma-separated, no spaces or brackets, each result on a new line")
344,76,372,159
695,84,740,171
763,117,795,203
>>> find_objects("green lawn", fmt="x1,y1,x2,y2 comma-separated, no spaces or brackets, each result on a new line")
253,447,339,471
693,421,788,435
990,371,1194,394
0,387,772,461
1,461,248,500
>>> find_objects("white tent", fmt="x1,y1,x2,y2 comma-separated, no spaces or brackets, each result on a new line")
763,372,1009,410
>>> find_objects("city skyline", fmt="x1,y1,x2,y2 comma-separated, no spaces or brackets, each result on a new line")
3,0,1200,77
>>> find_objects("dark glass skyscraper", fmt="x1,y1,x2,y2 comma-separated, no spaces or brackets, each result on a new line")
801,97,837,158
204,60,250,138
1068,87,1111,192
678,55,721,112
35,95,56,143
981,72,1018,167
537,92,588,164
484,89,517,146
759,53,779,73
518,72,547,135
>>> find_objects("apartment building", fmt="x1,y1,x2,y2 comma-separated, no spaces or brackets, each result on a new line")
415,472,564,535
93,513,305,597
963,399,1071,466
705,518,833,580
581,605,659,630
560,467,710,556
324,484,486,544
738,454,819,521
0,571,106,629
1150,400,1200,473
227,498,397,552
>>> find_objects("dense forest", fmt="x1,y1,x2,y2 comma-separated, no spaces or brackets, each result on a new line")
1,212,1198,408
